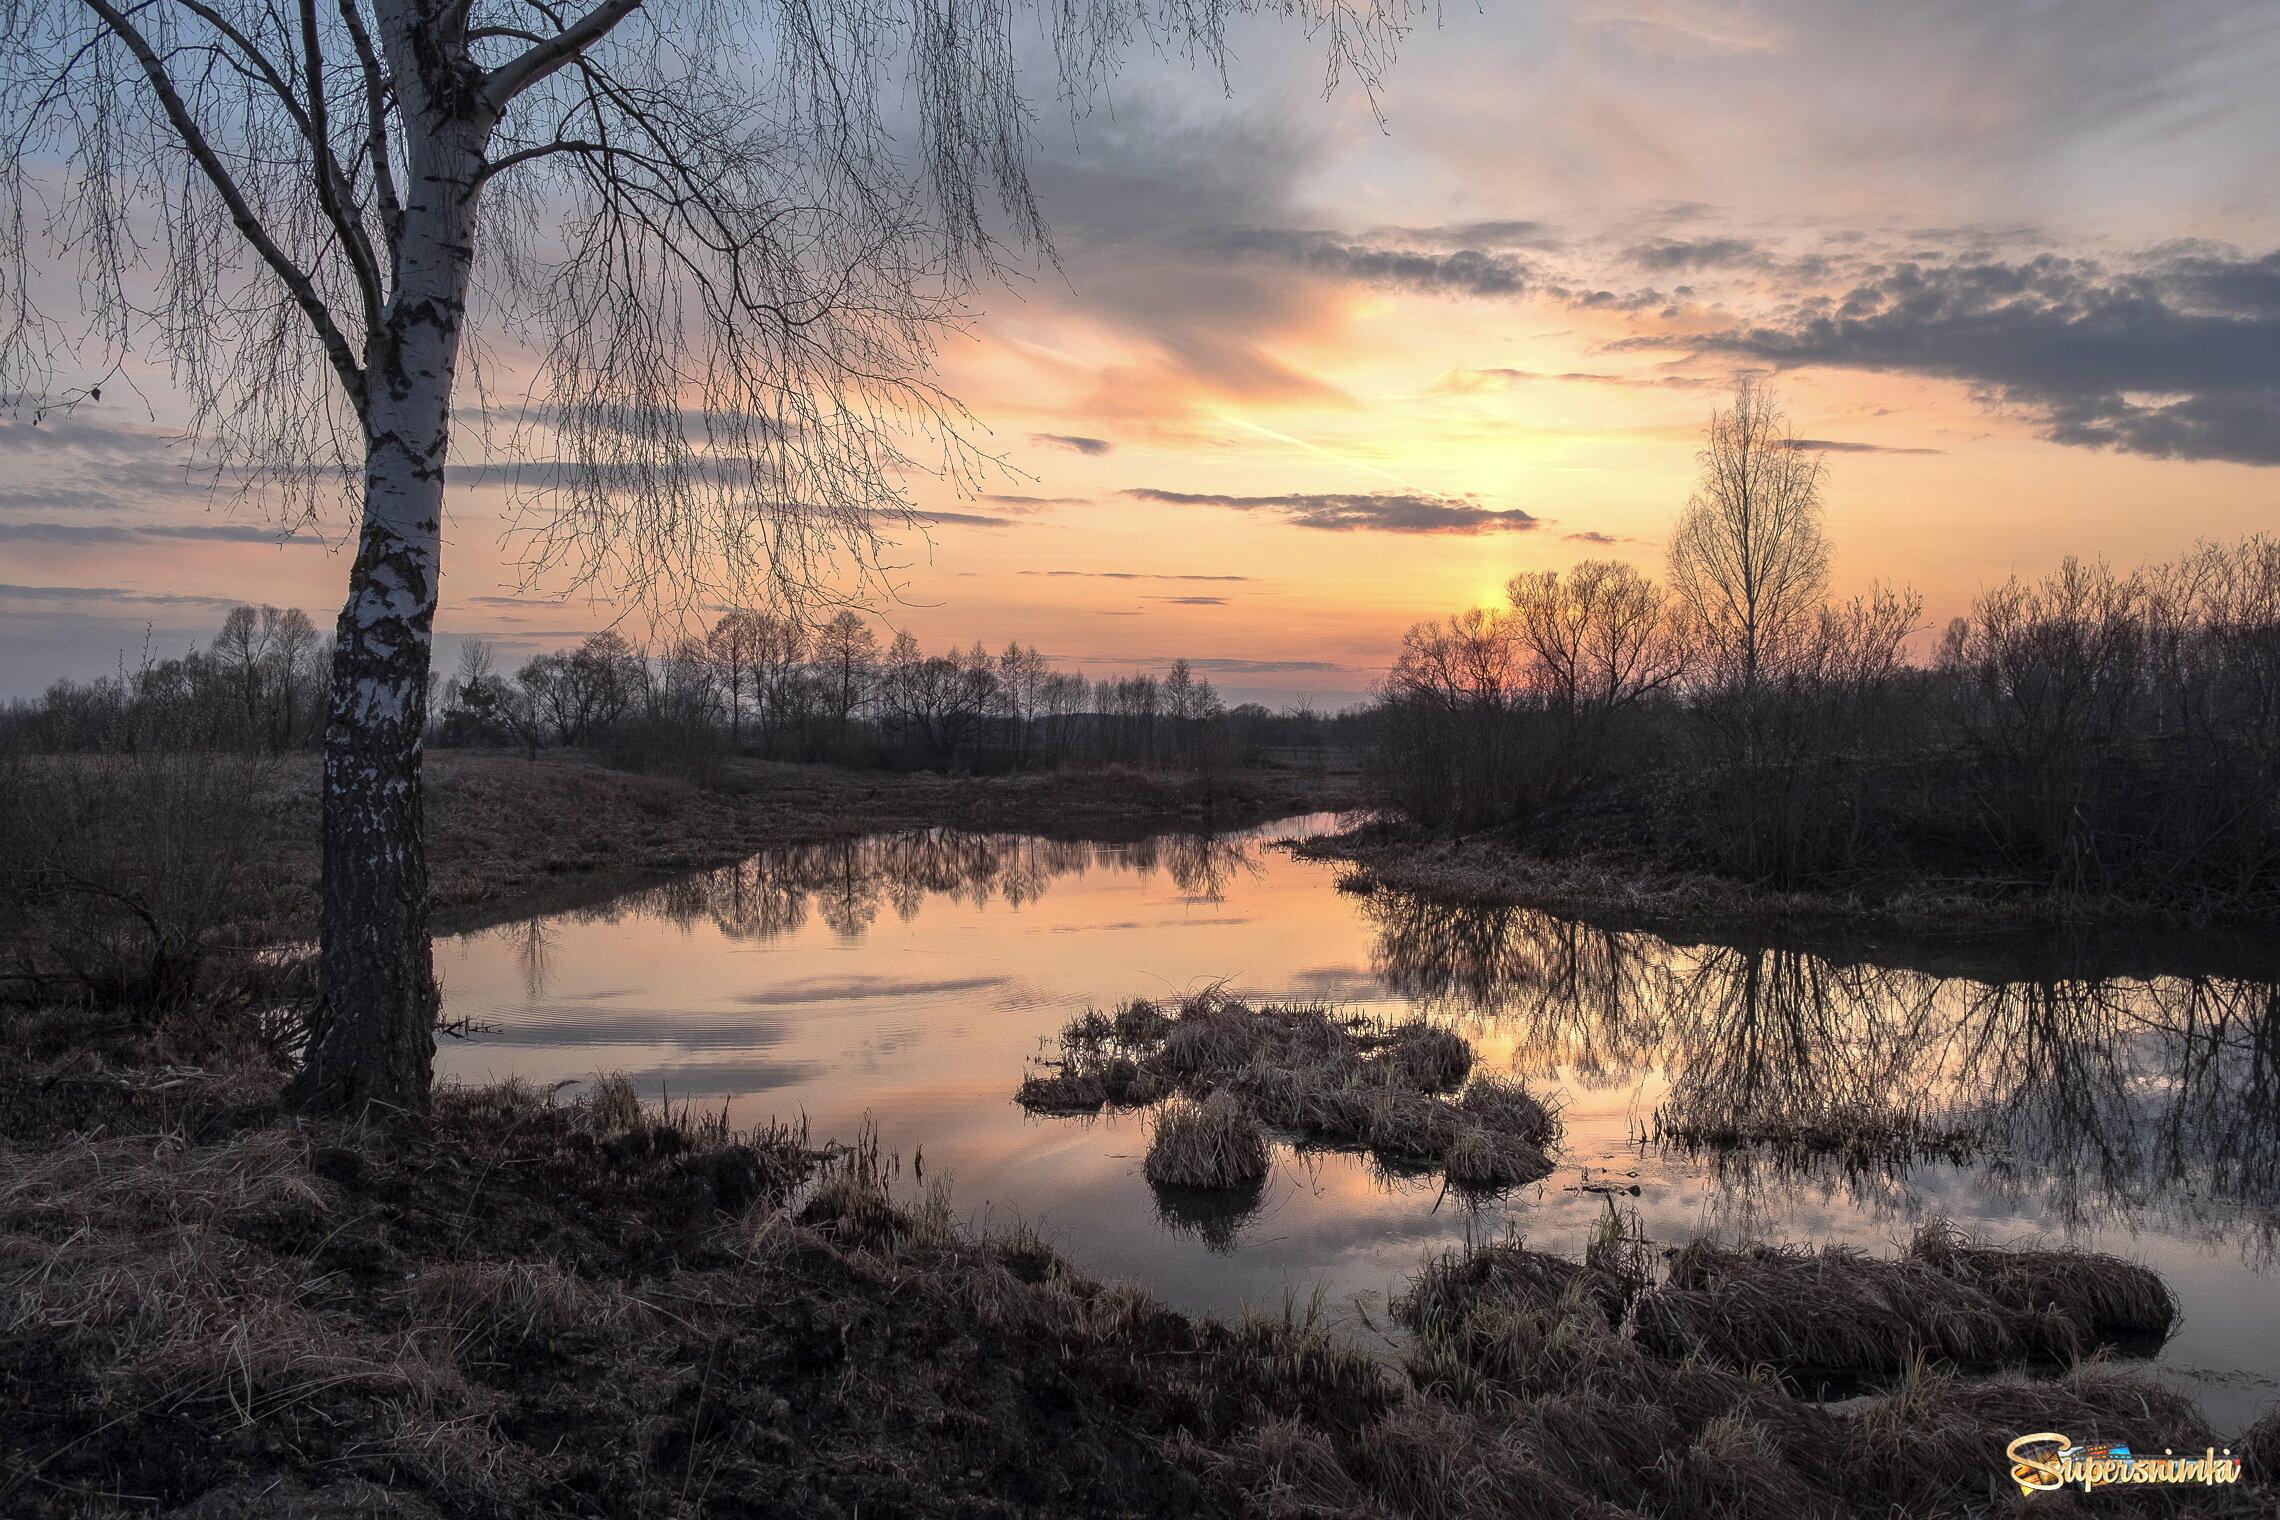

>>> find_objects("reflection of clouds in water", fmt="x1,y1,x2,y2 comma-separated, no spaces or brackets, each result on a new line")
1286,964,1388,1000
608,1060,826,1096
735,975,1011,1006
474,1010,793,1050
1361,890,2280,1263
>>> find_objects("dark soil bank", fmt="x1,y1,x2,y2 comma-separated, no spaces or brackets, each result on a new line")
1302,816,2280,958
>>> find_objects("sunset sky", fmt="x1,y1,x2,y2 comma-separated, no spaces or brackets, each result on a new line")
4,0,2277,705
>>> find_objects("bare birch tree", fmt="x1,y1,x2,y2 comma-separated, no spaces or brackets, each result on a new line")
1668,378,1831,700
2,0,1404,1114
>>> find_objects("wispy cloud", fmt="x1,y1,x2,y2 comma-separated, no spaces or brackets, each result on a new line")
1020,570,1253,581
1787,438,1944,455
1121,488,1539,535
1431,367,1722,394
1029,433,1114,455
0,521,329,545
0,582,242,607
1208,229,1534,299
1181,658,1350,673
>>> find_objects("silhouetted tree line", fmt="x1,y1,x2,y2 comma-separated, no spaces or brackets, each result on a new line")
3,607,1367,775
1373,382,2280,909
0,605,328,754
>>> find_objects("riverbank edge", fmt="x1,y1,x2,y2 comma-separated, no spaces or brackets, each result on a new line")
250,749,1364,939
1296,818,2280,953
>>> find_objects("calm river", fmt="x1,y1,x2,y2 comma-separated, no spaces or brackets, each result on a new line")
433,815,2280,1433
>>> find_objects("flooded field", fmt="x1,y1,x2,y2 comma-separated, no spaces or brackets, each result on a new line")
434,816,2280,1433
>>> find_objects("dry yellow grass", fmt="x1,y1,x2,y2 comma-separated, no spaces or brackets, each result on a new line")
1145,1092,1273,1188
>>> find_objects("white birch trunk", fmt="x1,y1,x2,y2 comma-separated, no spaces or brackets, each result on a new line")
287,7,492,1114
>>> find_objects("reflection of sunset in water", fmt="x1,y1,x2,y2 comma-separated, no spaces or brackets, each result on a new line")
435,817,2280,1433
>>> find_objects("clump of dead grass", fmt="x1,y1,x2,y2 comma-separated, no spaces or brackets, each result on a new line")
1908,1219,2176,1342
0,1126,320,1228
1017,991,1561,1190
1631,1223,2177,1376
1145,1091,1272,1188
410,1258,650,1358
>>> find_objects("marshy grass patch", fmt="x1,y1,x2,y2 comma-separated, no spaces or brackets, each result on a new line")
1016,991,1564,1191
1442,1125,1555,1190
1631,1224,2178,1377
1144,1091,1272,1188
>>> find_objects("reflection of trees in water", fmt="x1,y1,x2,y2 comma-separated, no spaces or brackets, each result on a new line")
522,828,1261,948
1362,891,2280,1258
1150,1177,1267,1252
510,917,556,1000
1364,896,1665,1081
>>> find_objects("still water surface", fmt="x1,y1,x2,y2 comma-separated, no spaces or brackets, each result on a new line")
434,815,2280,1432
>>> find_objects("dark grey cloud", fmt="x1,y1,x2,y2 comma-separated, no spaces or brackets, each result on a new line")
1390,220,1563,251
1121,488,1539,535
1694,246,2280,465
1154,596,1227,605
1562,531,1629,544
1787,439,1945,455
1028,434,1113,455
0,521,327,545
0,417,265,514
1626,237,1767,272
1209,229,1533,299
1019,570,1252,581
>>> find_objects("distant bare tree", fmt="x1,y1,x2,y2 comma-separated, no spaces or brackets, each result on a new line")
2,0,1404,1113
1374,608,1529,829
1669,380,1831,706
1505,559,1688,784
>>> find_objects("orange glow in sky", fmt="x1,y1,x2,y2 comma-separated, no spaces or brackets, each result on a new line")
5,1,2278,704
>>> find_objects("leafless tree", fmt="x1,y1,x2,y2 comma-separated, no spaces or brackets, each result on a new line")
1505,558,1688,784
2,0,1404,1113
1668,379,1832,706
